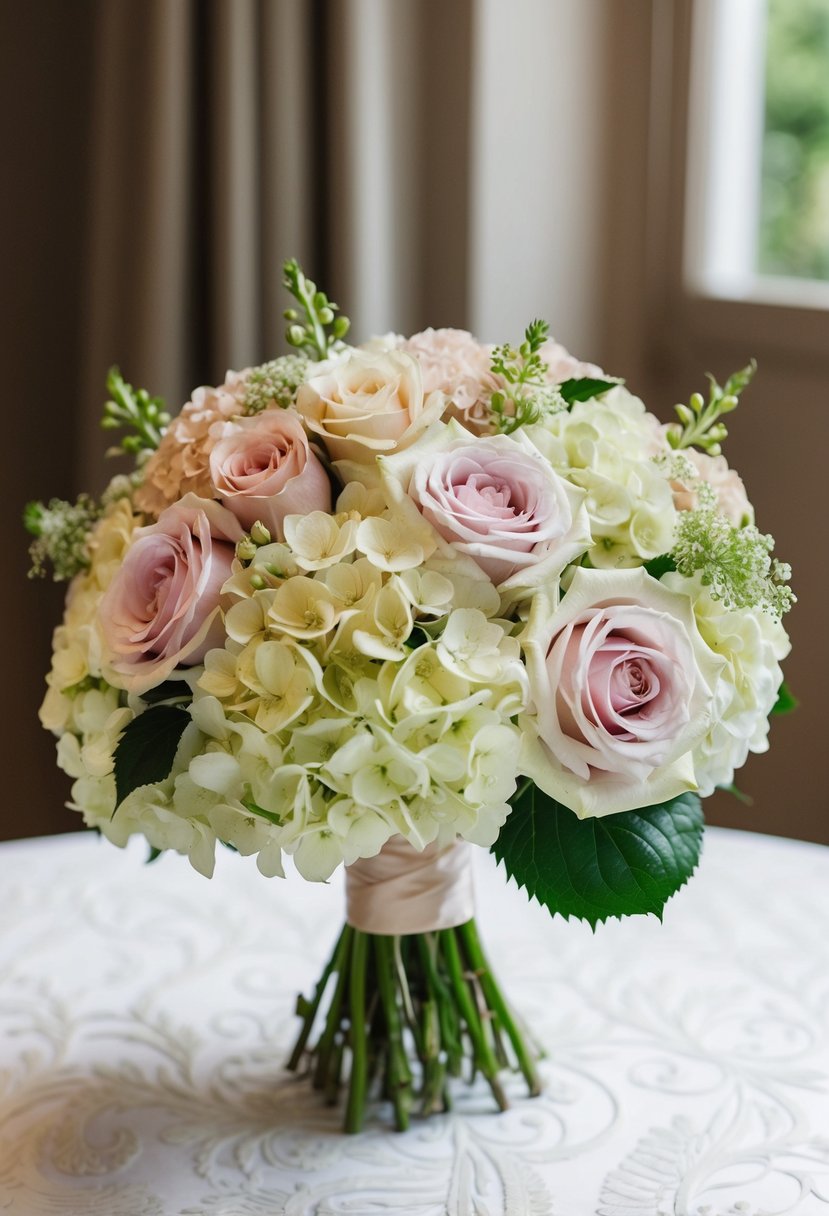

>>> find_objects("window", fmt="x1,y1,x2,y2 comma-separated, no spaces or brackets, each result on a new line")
685,0,829,305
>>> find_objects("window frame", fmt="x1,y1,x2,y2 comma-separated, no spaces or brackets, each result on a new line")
604,0,829,389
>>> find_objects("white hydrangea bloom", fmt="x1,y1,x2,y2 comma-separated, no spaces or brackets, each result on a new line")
525,386,676,568
663,571,791,796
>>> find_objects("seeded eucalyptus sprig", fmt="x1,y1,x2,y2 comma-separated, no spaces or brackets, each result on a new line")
101,367,170,457
666,360,756,456
489,319,565,433
283,259,350,361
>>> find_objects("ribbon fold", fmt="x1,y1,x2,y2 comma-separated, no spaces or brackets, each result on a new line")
345,836,474,935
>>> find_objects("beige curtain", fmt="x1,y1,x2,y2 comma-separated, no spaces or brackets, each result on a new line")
79,0,474,489
3,0,475,840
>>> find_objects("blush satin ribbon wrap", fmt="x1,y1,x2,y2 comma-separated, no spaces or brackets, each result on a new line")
345,836,475,935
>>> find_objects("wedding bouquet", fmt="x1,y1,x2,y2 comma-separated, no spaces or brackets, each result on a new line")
28,261,794,1131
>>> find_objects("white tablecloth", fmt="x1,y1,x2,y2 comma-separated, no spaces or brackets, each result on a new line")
1,827,828,1215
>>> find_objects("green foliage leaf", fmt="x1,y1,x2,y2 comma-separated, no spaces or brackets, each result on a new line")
138,680,193,707
771,680,798,715
406,624,432,650
644,554,678,580
113,705,190,812
558,377,620,404
492,785,704,927
145,845,163,864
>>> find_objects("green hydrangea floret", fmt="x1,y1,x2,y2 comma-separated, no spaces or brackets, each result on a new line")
244,354,310,414
672,486,794,618
24,494,101,581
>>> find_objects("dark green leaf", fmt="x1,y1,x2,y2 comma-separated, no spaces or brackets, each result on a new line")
771,680,798,715
406,625,432,650
139,679,193,706
558,377,620,405
492,785,704,927
644,554,678,580
145,845,163,864
113,705,190,812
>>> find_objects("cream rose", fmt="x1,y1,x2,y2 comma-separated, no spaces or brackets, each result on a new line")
209,408,332,539
379,420,591,593
295,349,445,476
520,567,724,817
99,495,244,694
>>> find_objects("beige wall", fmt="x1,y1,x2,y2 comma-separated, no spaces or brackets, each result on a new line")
602,0,829,844
469,0,611,357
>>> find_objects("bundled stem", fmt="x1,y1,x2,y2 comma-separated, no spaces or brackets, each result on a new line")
287,918,540,1133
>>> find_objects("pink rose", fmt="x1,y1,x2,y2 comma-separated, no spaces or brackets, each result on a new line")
385,423,590,591
99,495,244,694
520,567,724,817
538,338,604,385
401,328,496,434
209,409,332,539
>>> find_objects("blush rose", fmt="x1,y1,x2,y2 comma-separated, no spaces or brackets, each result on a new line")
379,420,591,593
99,495,244,694
519,566,724,817
400,328,496,434
209,408,332,539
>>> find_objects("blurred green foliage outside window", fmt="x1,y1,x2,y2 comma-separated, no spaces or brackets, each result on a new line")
760,0,829,281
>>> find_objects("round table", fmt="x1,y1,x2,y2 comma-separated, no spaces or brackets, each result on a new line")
1,827,828,1215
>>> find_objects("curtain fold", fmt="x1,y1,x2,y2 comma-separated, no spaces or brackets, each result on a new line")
78,0,475,495
81,0,196,487
5,0,475,840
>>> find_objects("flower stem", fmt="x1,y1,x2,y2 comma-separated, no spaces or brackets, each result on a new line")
374,935,412,1131
458,919,542,1096
310,927,353,1090
289,917,538,1131
416,932,462,1076
344,931,369,1134
286,924,349,1072
440,926,508,1111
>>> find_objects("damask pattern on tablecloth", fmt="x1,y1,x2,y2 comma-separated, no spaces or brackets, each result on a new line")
0,829,827,1215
